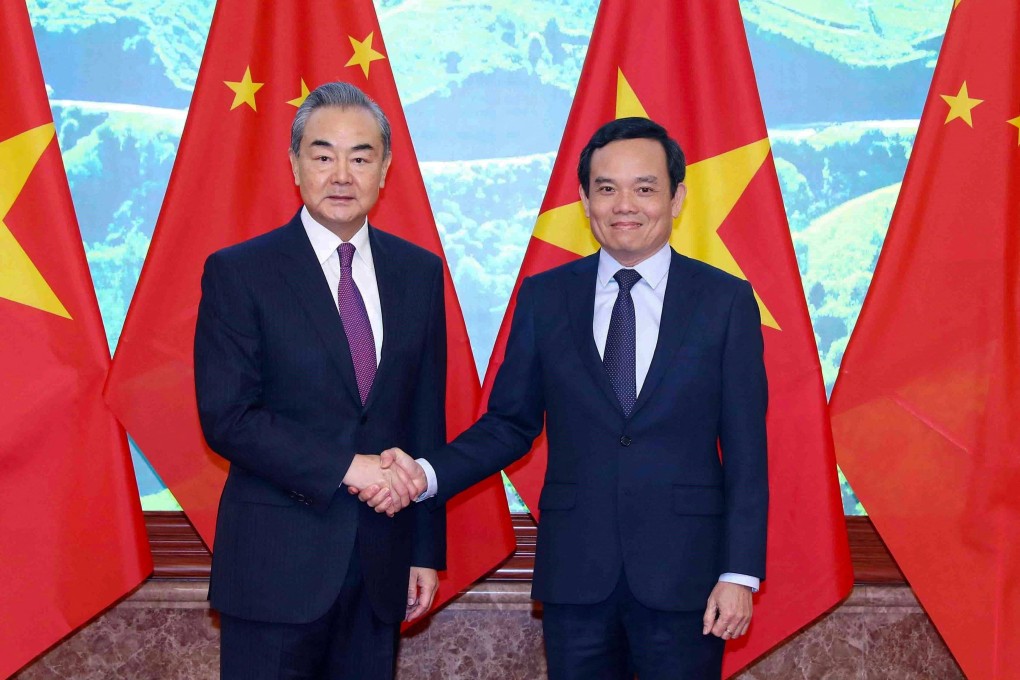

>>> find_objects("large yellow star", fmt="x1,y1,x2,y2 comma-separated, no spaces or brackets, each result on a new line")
0,123,71,319
287,79,311,108
941,82,983,127
345,32,386,78
675,138,778,329
1008,114,1020,146
224,66,264,111
533,70,779,329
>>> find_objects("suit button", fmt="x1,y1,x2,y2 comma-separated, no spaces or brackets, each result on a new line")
620,436,632,447
360,415,368,425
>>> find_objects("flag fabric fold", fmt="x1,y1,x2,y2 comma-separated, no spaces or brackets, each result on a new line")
104,0,513,617
829,1,1020,677
485,1,852,674
0,2,151,676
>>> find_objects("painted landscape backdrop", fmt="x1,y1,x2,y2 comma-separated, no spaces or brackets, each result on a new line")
28,0,952,514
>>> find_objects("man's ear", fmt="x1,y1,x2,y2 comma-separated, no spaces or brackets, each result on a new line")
379,154,393,188
288,149,300,186
579,184,591,217
671,183,687,219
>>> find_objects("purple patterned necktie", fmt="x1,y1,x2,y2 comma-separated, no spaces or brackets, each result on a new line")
337,242,376,405
604,268,641,416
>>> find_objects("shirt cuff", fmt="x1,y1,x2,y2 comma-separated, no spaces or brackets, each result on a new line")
415,458,438,501
719,572,759,592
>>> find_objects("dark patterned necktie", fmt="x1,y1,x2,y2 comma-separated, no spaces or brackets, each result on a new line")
337,242,376,405
603,268,641,416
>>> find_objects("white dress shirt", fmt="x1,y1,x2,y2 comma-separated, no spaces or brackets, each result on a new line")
593,245,671,394
300,207,383,364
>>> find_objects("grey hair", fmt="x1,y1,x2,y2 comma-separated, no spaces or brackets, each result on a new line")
289,81,391,158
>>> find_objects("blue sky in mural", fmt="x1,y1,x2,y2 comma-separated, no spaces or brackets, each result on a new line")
28,0,951,514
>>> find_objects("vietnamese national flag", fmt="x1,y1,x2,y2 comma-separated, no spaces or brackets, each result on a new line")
829,1,1020,677
104,0,513,616
0,2,151,676
485,0,852,674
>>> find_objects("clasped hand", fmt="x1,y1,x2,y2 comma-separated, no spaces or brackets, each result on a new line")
344,447,425,517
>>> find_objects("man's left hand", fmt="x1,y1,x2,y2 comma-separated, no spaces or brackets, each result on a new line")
406,567,438,621
702,581,753,639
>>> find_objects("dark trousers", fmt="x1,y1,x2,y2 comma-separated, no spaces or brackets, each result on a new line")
219,553,399,680
542,572,725,680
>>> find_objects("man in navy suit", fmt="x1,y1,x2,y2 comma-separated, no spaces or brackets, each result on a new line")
366,117,768,679
194,81,445,680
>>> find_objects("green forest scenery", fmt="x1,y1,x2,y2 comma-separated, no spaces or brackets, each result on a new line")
28,0,952,515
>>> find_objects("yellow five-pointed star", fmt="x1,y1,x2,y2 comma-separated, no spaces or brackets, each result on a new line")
1008,114,1020,146
346,32,386,78
954,0,963,8
0,123,71,319
224,66,264,111
533,70,779,329
941,81,983,127
287,79,311,108
674,138,779,329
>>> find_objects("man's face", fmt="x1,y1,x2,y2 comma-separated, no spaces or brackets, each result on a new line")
289,106,391,240
579,137,685,267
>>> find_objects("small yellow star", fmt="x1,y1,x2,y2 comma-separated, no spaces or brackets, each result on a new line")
287,79,311,108
954,0,963,8
224,66,264,111
345,32,386,78
1008,114,1020,146
941,82,983,127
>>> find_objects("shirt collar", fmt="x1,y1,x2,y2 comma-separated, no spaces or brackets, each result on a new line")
300,207,373,268
597,243,671,290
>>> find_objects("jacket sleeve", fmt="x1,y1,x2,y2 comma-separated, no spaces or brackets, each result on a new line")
409,260,448,569
718,280,769,579
430,276,547,504
194,251,348,508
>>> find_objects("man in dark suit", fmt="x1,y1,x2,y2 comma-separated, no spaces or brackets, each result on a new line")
194,81,445,680
364,117,768,679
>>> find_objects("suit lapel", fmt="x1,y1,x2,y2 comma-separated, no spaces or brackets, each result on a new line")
363,225,400,412
632,251,703,417
566,254,622,413
275,217,362,406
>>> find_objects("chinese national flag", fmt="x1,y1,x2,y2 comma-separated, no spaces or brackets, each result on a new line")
486,1,852,674
104,0,513,615
829,1,1020,677
0,2,151,676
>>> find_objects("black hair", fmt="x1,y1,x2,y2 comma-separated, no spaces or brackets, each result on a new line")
577,117,685,196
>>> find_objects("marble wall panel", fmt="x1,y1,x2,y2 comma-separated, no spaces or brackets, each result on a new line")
13,583,963,679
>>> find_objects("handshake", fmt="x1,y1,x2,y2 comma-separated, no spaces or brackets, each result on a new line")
343,448,425,517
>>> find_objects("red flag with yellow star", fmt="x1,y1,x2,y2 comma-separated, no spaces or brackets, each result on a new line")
829,0,1020,676
104,0,513,614
0,2,151,675
486,1,852,673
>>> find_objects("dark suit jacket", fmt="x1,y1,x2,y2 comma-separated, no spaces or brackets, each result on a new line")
194,212,447,625
430,249,767,611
